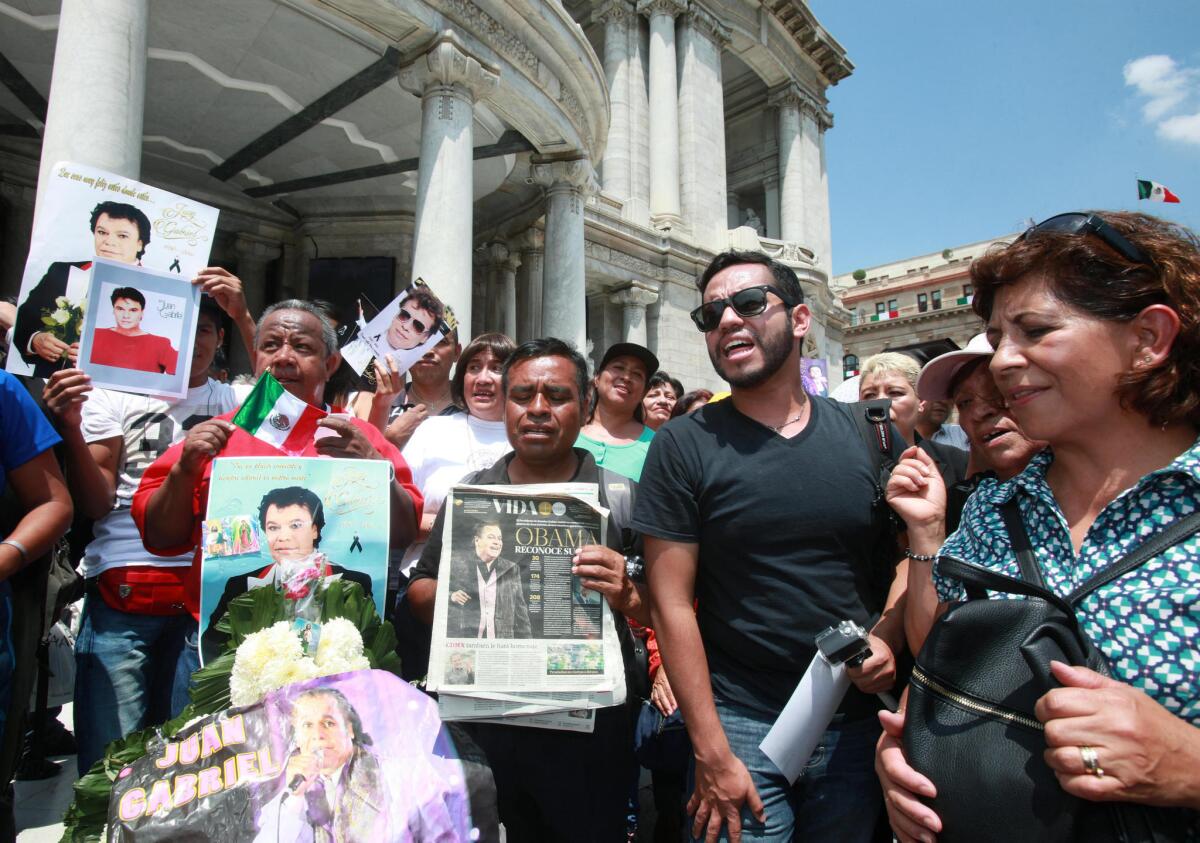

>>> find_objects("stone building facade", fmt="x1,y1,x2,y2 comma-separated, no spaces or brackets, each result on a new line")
0,0,850,391
832,233,1018,377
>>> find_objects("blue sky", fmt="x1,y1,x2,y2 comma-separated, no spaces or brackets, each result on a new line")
806,1,1200,275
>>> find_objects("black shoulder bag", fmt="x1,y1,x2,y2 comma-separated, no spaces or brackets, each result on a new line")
903,501,1200,842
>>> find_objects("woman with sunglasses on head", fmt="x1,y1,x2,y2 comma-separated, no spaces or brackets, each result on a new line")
877,211,1200,842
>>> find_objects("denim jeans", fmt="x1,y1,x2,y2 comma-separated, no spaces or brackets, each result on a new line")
689,698,883,843
74,593,198,773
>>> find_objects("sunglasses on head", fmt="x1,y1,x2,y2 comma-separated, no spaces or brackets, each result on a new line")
1019,212,1149,265
398,307,428,335
690,285,797,332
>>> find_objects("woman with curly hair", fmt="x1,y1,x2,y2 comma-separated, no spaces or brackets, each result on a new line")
879,211,1200,841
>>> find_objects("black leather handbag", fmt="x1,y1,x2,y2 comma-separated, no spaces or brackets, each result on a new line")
903,503,1200,842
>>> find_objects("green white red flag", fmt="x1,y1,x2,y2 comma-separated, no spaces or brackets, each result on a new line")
1137,179,1181,203
232,371,326,454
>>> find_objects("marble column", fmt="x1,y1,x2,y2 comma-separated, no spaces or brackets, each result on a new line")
806,105,834,274
637,0,686,230
595,1,635,202
231,234,282,374
400,33,499,342
763,175,780,241
512,229,545,342
484,241,520,338
531,158,598,353
36,0,149,217
627,12,652,223
610,282,659,347
770,84,805,244
677,3,730,248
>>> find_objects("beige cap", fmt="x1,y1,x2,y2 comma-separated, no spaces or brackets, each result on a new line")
916,333,994,400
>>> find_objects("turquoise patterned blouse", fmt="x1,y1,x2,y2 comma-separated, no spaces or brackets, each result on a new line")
935,436,1200,726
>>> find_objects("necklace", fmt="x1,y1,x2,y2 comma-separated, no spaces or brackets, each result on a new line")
410,381,453,411
769,407,808,433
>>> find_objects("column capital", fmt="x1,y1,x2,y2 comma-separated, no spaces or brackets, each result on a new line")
399,31,499,102
684,3,731,46
593,0,636,26
768,83,832,129
637,0,687,20
530,156,599,197
486,240,522,272
609,281,660,309
510,227,545,254
234,233,282,263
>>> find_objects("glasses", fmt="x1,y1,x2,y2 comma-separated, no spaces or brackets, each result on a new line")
397,307,428,335
690,285,796,332
1019,212,1149,265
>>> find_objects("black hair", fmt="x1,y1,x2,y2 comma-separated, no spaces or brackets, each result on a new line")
501,337,590,407
452,332,515,409
647,371,684,401
291,687,371,747
110,286,146,308
257,486,325,548
696,250,804,305
90,201,152,260
473,521,503,540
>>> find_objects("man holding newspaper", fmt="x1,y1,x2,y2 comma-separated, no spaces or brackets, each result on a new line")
408,337,649,842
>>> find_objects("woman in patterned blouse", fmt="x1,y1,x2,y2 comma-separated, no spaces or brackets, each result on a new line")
878,210,1200,842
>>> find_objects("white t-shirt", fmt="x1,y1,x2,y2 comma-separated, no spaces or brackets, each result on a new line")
80,379,239,577
399,413,511,573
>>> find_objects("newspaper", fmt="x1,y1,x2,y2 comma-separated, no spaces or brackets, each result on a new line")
427,483,626,731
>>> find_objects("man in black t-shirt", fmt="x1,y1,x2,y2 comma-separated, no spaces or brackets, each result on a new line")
407,338,649,842
632,251,906,843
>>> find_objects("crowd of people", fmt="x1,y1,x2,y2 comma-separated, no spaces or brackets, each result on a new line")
0,208,1197,842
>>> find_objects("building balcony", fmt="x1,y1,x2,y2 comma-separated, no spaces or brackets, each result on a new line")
848,296,975,329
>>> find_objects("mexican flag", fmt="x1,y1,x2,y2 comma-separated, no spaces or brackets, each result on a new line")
232,371,327,454
1137,179,1181,203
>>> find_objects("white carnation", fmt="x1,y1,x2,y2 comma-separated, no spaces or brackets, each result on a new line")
230,622,306,706
313,618,369,676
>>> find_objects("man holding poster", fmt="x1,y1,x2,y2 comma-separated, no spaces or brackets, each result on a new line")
133,300,422,647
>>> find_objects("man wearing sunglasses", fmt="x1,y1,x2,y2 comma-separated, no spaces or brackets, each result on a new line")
632,251,906,843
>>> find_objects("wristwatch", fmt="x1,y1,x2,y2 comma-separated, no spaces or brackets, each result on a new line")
624,554,645,583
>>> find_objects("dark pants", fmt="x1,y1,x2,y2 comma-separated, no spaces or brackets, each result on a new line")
462,704,634,842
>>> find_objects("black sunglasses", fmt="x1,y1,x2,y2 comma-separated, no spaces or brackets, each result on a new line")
1019,212,1149,265
397,307,428,335
690,285,797,332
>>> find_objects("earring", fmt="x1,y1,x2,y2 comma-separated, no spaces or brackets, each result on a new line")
1143,355,1154,365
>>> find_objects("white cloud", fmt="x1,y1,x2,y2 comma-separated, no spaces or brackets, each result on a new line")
1160,113,1200,145
1124,54,1200,146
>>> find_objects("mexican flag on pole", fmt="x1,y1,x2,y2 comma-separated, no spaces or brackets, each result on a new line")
1137,179,1181,203
232,371,327,454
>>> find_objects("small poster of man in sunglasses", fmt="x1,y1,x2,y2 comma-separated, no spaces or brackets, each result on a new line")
339,279,451,377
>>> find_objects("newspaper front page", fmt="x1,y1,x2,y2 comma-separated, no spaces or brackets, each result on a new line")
427,484,626,731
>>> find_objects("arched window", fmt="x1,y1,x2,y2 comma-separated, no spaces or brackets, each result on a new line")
843,353,860,377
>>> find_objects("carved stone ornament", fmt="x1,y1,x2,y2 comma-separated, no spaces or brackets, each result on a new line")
685,3,731,46
637,0,688,20
399,31,500,102
593,0,636,26
609,281,660,309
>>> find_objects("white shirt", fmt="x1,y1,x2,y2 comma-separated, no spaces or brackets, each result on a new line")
399,413,511,574
80,379,238,577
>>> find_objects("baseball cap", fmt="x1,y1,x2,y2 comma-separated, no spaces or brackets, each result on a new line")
916,333,994,400
597,342,658,379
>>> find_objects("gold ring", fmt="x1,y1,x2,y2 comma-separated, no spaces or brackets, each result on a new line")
1079,745,1104,778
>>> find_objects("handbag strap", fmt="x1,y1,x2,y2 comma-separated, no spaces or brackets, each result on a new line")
937,555,1074,617
1066,510,1200,607
999,499,1045,588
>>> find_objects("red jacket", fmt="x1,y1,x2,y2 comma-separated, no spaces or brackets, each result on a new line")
132,409,422,619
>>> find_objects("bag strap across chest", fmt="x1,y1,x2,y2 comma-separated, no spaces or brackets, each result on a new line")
945,501,1200,611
